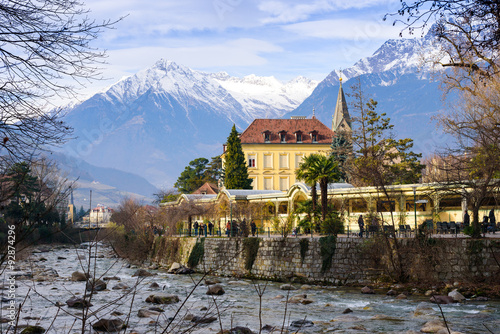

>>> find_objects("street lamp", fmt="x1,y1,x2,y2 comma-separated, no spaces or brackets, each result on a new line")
230,201,233,237
412,185,417,233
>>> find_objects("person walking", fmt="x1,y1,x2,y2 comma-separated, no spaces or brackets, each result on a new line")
250,220,257,236
226,221,231,237
463,211,470,227
193,221,199,237
232,220,239,237
483,215,489,236
489,209,496,234
358,215,365,238
241,218,248,237
208,221,213,235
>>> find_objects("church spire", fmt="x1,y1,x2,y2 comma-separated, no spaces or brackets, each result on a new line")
332,75,351,133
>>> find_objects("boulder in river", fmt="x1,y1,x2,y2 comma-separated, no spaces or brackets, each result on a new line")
191,316,217,324
413,302,435,317
420,319,446,333
228,280,250,285
386,289,398,296
175,266,194,275
149,307,164,312
448,289,466,302
289,319,314,328
112,282,130,290
206,284,225,296
138,308,161,318
132,269,154,277
168,262,182,273
261,325,275,332
149,282,160,289
86,279,107,292
430,295,456,304
145,293,180,304
66,297,92,308
361,286,375,294
166,263,195,274
71,271,89,282
205,278,222,285
92,319,125,332
280,284,297,291
20,325,45,334
223,327,254,334
288,294,313,305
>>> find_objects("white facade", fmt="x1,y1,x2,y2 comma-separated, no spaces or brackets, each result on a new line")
89,204,113,226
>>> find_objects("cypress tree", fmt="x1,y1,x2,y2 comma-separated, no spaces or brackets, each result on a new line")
330,131,352,182
224,124,252,189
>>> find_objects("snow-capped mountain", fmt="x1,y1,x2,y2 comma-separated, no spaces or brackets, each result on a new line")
102,60,317,125
212,73,318,119
325,31,441,84
60,61,318,187
287,31,450,155
60,31,450,194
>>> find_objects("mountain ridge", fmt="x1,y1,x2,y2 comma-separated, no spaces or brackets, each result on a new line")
60,60,318,187
59,32,450,195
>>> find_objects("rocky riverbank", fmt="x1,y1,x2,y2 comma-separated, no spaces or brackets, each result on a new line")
1,242,500,333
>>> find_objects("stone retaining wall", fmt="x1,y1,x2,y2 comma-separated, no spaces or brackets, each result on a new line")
152,237,500,285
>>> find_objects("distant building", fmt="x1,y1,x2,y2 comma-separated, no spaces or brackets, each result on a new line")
89,204,113,227
192,182,219,195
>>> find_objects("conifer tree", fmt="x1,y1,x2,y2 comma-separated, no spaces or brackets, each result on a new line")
223,125,252,189
330,131,352,182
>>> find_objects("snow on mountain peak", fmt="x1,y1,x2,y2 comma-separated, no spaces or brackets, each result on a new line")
324,34,441,85
213,73,318,118
101,59,318,121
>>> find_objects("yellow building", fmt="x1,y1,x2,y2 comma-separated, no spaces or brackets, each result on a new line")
223,83,351,191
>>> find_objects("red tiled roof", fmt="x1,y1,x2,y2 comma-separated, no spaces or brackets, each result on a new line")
192,182,219,195
239,118,333,144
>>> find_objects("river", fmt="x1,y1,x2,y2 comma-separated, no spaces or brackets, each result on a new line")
1,242,499,333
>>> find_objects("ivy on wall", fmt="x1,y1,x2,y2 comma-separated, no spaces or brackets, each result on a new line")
187,238,205,268
243,238,260,271
299,239,309,264
319,235,337,273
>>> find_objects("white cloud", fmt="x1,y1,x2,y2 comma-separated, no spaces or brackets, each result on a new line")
283,19,401,40
258,0,393,24
106,39,282,71
86,0,263,40
51,0,410,107
60,38,284,101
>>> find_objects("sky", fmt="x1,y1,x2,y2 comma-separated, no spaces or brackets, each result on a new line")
76,0,408,100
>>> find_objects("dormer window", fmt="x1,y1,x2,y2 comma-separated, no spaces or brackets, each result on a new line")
278,130,287,143
262,130,271,143
309,130,318,143
294,131,303,143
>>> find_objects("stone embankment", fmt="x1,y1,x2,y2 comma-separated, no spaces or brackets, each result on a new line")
152,236,500,286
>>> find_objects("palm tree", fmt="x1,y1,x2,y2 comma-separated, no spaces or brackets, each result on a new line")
296,154,342,229
295,154,320,229
311,155,341,222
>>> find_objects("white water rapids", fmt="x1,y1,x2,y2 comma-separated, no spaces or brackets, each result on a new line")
1,242,499,333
